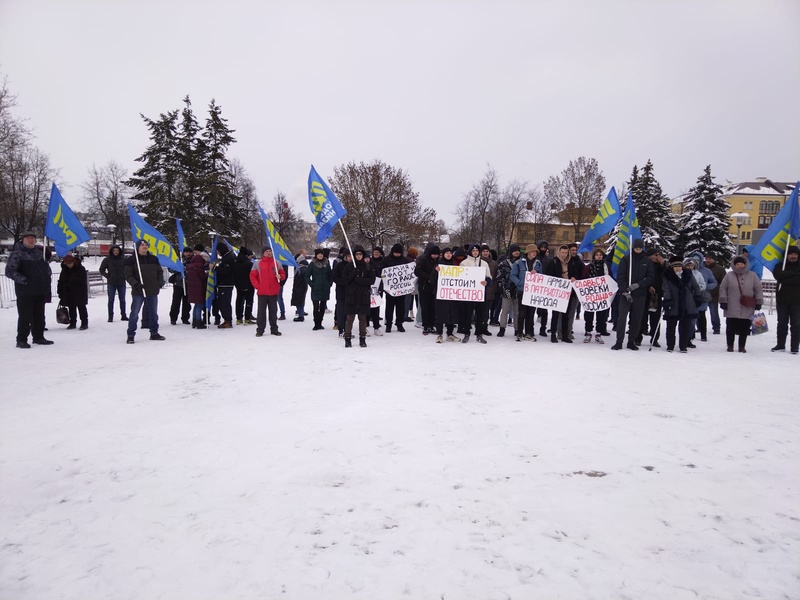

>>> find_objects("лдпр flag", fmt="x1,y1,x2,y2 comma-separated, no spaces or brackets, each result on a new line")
45,183,91,257
610,191,642,278
222,238,239,256
308,165,347,242
748,183,800,272
258,206,299,269
205,234,219,311
127,204,184,273
578,187,622,254
176,218,188,252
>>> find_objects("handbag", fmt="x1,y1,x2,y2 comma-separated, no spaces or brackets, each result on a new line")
750,311,768,335
56,303,70,325
736,275,756,308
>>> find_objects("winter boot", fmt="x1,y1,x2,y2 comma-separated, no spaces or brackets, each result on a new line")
67,322,76,330
461,334,470,344
345,336,352,348
497,328,505,338
551,332,558,343
120,314,129,321
359,336,367,348
436,334,443,343
79,322,88,330
373,327,383,336
108,316,113,323
476,334,487,344
595,334,604,344
584,333,592,343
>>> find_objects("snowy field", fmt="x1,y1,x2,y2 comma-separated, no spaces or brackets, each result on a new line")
1,264,799,600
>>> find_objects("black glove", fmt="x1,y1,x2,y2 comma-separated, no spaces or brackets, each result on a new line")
720,303,727,310
755,304,761,311
622,291,632,303
627,283,640,292
133,283,143,293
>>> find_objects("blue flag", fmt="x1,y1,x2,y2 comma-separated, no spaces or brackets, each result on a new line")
222,238,239,256
45,183,91,257
205,235,219,311
308,165,347,242
578,187,622,254
258,206,299,269
748,183,800,272
127,204,184,273
176,218,188,252
611,192,642,278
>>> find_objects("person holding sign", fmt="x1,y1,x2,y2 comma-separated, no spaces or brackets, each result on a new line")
459,244,492,344
510,244,542,342
547,245,577,343
581,248,612,343
383,244,412,333
432,247,460,342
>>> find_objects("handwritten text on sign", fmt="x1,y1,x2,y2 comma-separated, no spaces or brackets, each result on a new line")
436,265,485,302
572,276,618,312
370,277,383,308
521,272,572,312
381,262,417,296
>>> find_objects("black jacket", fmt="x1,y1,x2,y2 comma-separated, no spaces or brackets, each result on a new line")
415,253,438,295
774,259,800,305
215,250,236,287
344,259,375,314
4,242,51,297
661,267,700,319
234,253,253,291
99,245,127,286
124,252,164,296
57,260,88,306
291,258,309,306
616,252,654,295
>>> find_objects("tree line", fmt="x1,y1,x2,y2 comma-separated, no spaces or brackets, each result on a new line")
0,73,736,264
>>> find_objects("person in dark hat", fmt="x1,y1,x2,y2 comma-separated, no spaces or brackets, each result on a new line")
234,247,256,325
611,238,654,351
383,243,412,333
124,239,166,344
342,245,375,347
414,244,441,335
369,247,385,335
331,248,351,335
250,245,287,337
703,252,726,335
660,256,701,352
479,244,499,335
57,253,89,330
305,248,333,330
536,240,553,336
5,231,54,348
494,243,521,337
99,244,129,322
772,245,800,353
167,247,194,325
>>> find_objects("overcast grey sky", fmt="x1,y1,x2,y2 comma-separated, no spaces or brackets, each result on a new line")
1,0,798,227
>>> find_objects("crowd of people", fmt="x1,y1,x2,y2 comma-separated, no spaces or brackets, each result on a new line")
5,231,800,355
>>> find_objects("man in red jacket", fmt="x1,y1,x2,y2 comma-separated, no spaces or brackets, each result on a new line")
250,246,287,337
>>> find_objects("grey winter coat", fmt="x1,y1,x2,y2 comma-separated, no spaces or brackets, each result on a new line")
719,258,763,320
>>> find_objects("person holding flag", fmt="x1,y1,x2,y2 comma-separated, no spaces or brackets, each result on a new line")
124,239,166,344
611,238,654,351
772,245,800,354
250,245,287,337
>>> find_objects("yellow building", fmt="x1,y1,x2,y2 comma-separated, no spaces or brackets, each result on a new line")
721,179,795,246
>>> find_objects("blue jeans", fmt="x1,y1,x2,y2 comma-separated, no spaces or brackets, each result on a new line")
193,303,204,323
708,302,720,333
107,283,127,318
127,294,159,338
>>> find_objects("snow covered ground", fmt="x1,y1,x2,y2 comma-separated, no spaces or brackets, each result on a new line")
1,264,799,599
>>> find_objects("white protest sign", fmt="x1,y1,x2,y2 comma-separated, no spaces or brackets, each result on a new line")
436,265,486,302
381,262,417,296
572,275,618,312
520,272,573,312
370,277,383,308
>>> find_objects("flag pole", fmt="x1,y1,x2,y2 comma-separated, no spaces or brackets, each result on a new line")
134,240,147,299
266,233,281,280
338,219,355,258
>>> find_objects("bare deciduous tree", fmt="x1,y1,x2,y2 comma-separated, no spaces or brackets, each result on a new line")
82,161,131,247
543,156,606,241
454,165,500,246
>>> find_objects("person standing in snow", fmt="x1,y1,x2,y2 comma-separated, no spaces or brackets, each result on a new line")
124,239,165,344
331,249,351,336
305,248,333,331
660,256,701,353
704,253,726,335
719,255,763,353
291,250,309,322
250,245,287,337
494,244,521,338
509,244,542,342
547,245,575,344
415,244,441,335
99,244,128,322
685,251,717,342
343,245,374,348
432,247,460,343
772,245,800,354
57,254,89,330
186,246,208,329
611,238,654,351
234,247,256,325
5,231,54,349
581,247,611,344
459,244,492,344
168,247,193,326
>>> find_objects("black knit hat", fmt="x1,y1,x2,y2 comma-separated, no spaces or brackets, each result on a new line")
508,244,521,254
668,255,683,267
787,245,800,256
430,246,441,255
632,238,644,249
194,244,205,252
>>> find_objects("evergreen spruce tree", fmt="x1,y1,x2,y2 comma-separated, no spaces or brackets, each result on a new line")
126,110,180,235
630,159,678,254
199,99,241,240
676,165,735,264
174,95,205,244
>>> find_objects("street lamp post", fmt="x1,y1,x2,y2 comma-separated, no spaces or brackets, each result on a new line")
107,224,116,245
731,212,749,256
91,231,98,257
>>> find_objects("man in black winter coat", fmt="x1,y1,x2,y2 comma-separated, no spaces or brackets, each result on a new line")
124,240,165,344
612,238,654,351
5,232,54,348
343,245,375,347
536,240,553,336
772,245,800,354
168,247,193,325
234,247,256,324
99,244,128,321
215,245,237,328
